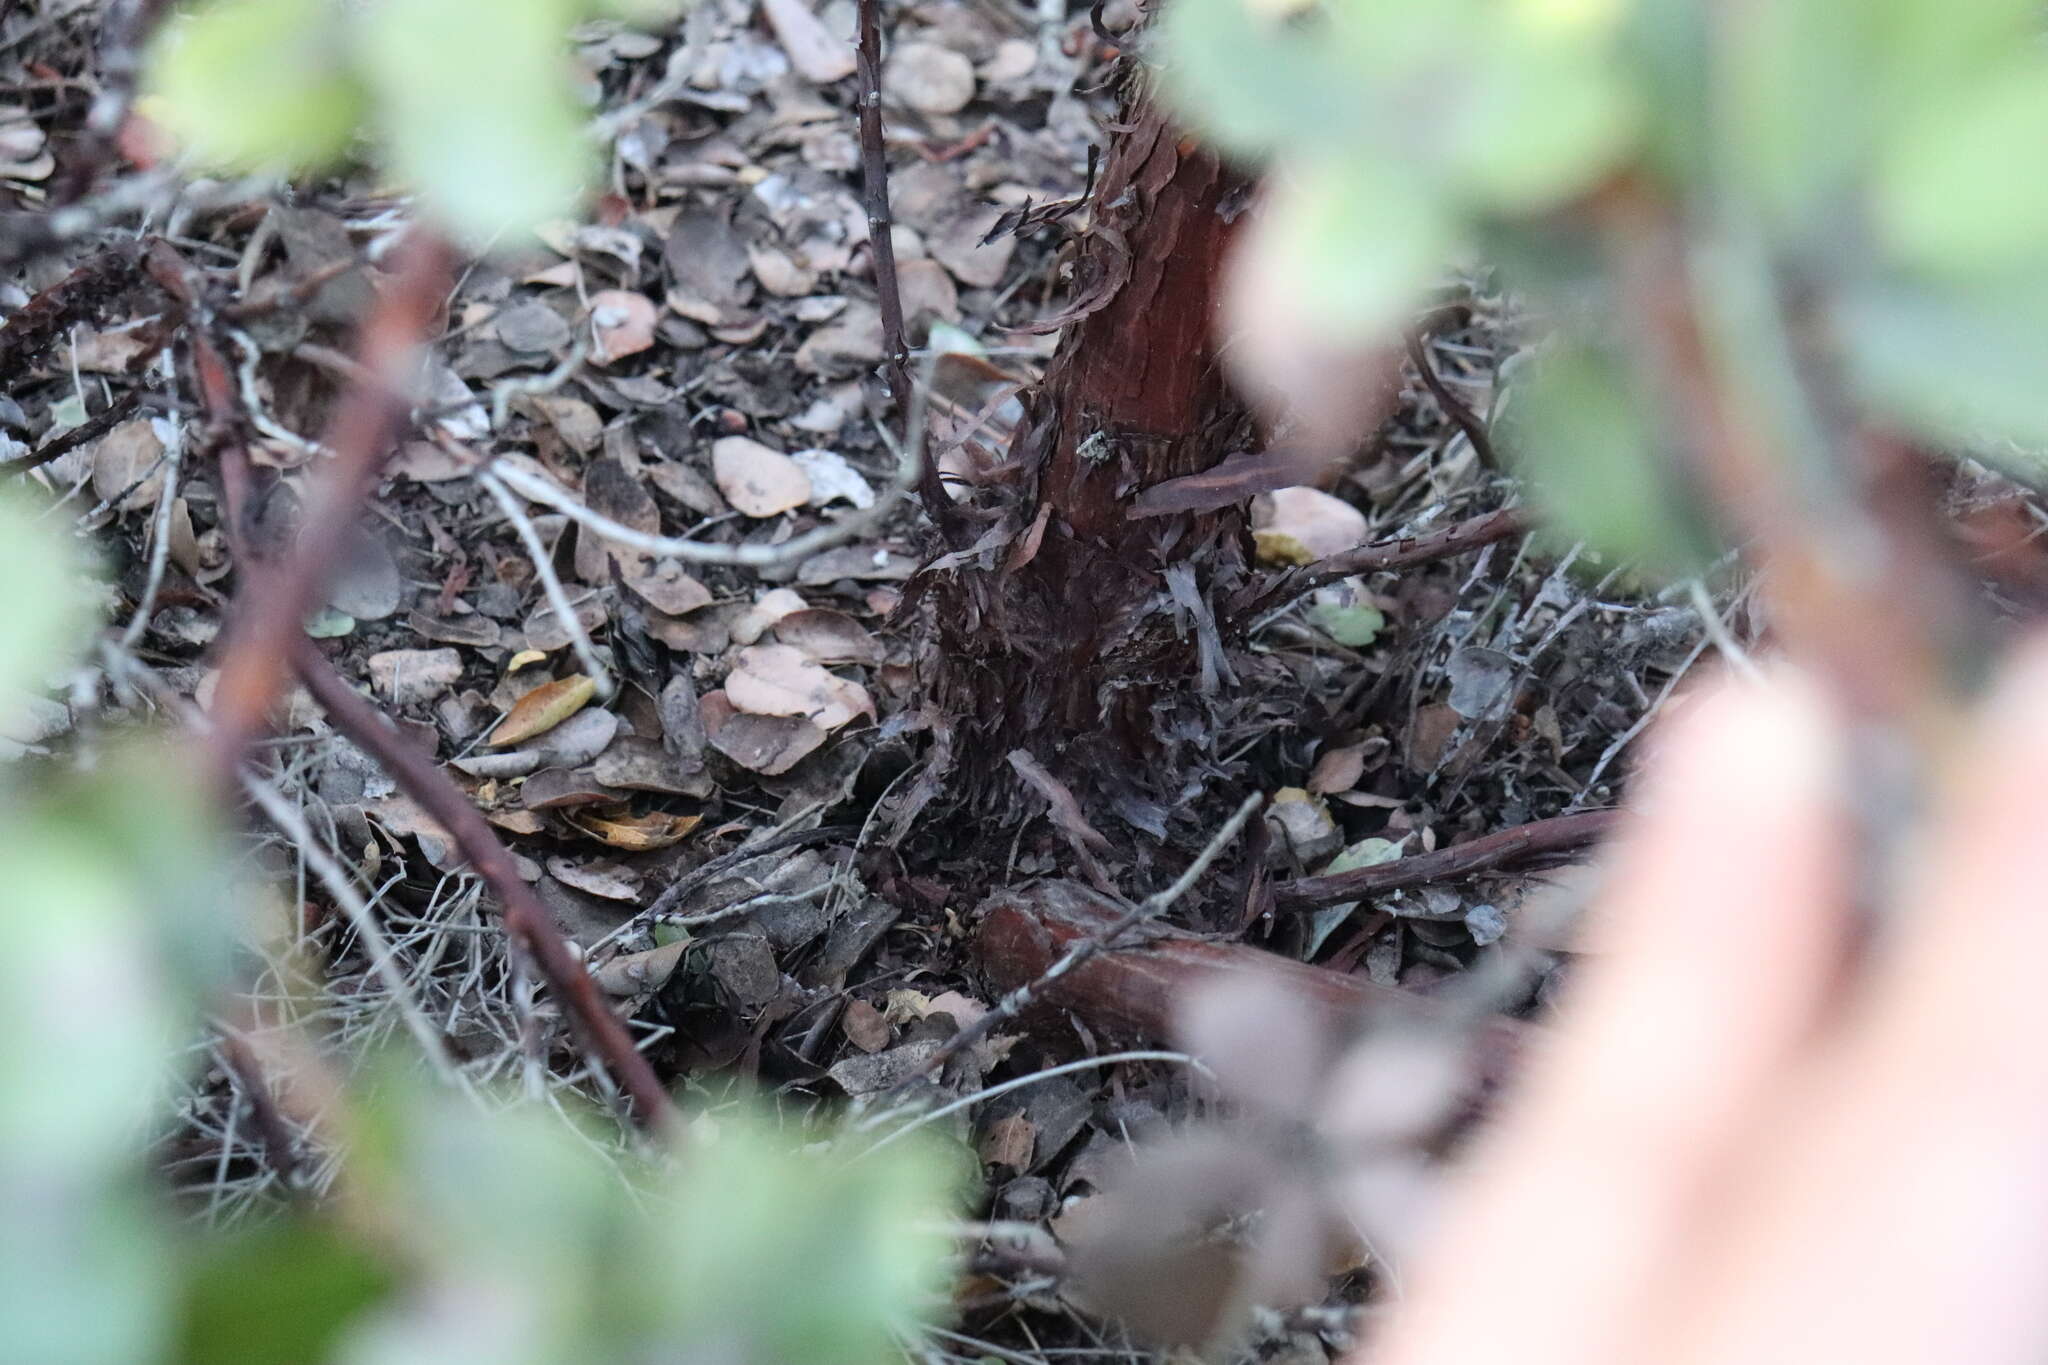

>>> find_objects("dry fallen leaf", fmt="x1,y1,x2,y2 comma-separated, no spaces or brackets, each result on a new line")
367,648,464,706
725,643,874,731
489,674,597,747
1307,742,1368,795
569,808,703,852
842,997,892,1052
702,688,828,775
90,418,165,512
593,940,689,997
762,0,856,83
1252,486,1369,565
587,289,658,364
774,608,883,665
712,436,813,518
979,1114,1037,1171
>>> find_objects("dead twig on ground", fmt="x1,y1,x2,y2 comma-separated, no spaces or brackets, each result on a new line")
7,386,145,474
1231,506,1528,620
885,793,1265,1097
1273,809,1618,912
290,638,677,1134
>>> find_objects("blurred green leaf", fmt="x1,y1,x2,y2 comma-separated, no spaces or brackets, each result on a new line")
0,818,188,1173
1160,0,1638,213
2,1181,174,1365
143,0,368,171
1254,158,1453,343
175,1219,392,1365
1503,342,1715,577
1838,277,2048,456
1874,59,2048,279
629,1109,962,1365
0,807,191,1365
356,0,594,247
0,494,93,704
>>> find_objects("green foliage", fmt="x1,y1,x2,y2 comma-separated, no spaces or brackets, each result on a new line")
1160,0,2048,572
0,480,958,1362
143,0,683,247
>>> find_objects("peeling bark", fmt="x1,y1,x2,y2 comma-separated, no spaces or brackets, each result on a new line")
913,88,1261,842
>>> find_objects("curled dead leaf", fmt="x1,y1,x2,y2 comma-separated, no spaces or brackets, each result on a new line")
568,808,704,852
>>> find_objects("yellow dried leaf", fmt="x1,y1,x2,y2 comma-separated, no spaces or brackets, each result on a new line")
572,809,703,852
488,674,596,746
507,648,548,672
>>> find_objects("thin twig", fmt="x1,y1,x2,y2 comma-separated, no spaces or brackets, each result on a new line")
1405,326,1496,470
117,354,181,651
1272,809,1618,912
481,353,931,568
885,793,1264,1095
290,639,676,1134
1232,506,1528,621
6,386,143,475
855,0,957,524
204,231,456,797
858,1050,1211,1155
479,468,613,697
239,770,462,1080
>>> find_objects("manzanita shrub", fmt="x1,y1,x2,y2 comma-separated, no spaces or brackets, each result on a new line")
1161,0,2048,575
0,477,961,1365
143,0,679,245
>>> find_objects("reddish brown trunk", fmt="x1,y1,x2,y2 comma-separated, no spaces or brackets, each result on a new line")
915,90,1258,841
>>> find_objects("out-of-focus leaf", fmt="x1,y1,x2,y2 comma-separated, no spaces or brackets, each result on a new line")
3,1181,172,1365
1160,0,1637,213
0,818,186,1171
0,494,94,703
356,0,594,246
1243,158,1450,347
1838,277,2048,455
1874,59,2048,279
1718,0,2037,247
143,0,367,171
0,809,190,1365
1502,342,1714,577
627,1109,962,1364
175,1219,392,1365
337,1080,626,1365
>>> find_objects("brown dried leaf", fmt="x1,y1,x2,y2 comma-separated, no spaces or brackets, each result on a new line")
712,436,812,518
704,687,828,775
489,674,597,747
726,643,874,731
587,289,658,365
842,997,892,1052
592,939,689,997
519,766,624,810
625,561,713,615
90,418,164,512
979,1114,1036,1171
570,808,703,852
1307,743,1368,795
773,608,883,665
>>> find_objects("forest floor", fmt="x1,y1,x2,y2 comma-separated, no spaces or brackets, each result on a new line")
1,2,1718,1360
